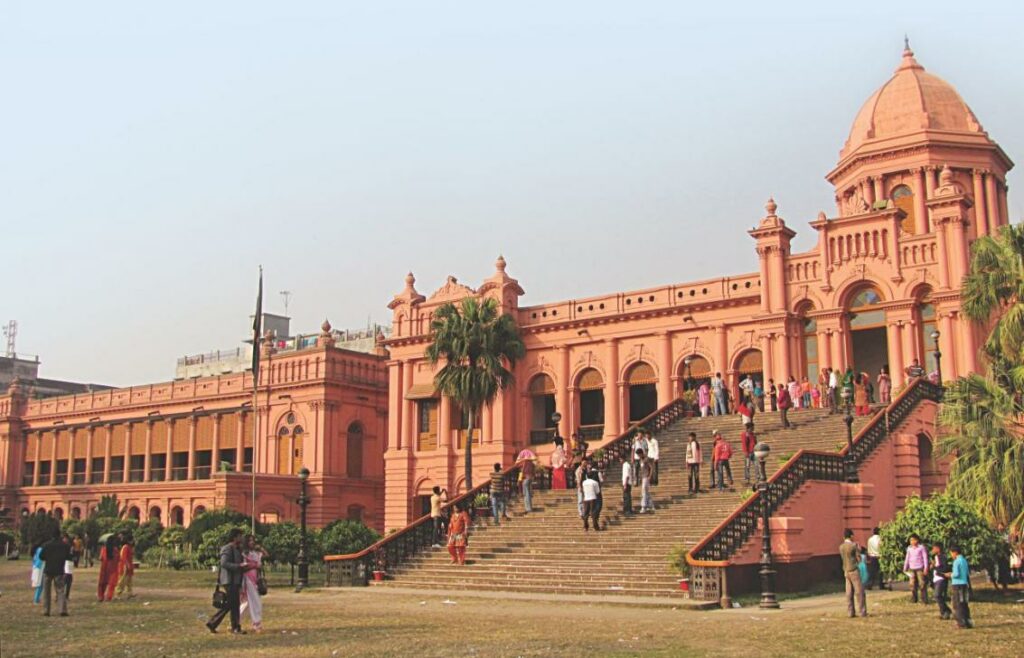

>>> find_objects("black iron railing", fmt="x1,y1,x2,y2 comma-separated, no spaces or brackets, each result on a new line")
689,378,942,566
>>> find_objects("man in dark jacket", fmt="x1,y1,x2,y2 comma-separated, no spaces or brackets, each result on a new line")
206,528,252,634
931,542,952,620
40,533,72,617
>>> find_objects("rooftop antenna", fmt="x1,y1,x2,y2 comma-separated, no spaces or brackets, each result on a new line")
279,290,292,317
3,320,17,358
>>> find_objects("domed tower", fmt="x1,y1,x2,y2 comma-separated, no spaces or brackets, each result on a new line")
827,41,1013,238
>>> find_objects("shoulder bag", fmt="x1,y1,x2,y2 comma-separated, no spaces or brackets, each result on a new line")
257,567,268,596
212,583,227,610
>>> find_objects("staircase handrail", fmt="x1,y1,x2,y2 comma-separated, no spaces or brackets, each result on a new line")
322,395,689,585
687,378,942,567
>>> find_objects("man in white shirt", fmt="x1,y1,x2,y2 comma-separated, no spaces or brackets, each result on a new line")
575,458,589,519
582,473,602,531
828,369,839,414
739,375,754,403
866,527,885,590
711,373,727,416
646,433,660,486
621,460,634,515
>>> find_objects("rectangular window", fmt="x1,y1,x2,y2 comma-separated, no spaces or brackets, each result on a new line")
90,457,104,483
217,448,236,472
149,454,167,482
194,450,212,479
72,458,87,485
39,461,52,484
243,448,254,472
55,459,69,483
23,463,34,486
171,452,188,480
129,455,145,482
109,456,124,483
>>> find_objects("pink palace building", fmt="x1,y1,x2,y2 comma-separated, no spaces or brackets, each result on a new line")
381,45,1013,530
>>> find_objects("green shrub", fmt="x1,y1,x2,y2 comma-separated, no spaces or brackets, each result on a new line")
320,520,379,557
133,518,164,557
197,524,249,567
159,525,188,551
143,546,202,570
20,510,60,549
261,522,302,566
186,509,252,550
880,494,1010,578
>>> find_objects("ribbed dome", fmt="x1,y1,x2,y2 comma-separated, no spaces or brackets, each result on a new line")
842,45,984,157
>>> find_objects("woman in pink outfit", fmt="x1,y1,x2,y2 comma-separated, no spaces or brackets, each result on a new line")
877,366,892,404
239,535,267,633
698,383,711,418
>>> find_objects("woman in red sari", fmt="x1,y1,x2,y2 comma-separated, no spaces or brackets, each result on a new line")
446,503,471,565
550,438,568,489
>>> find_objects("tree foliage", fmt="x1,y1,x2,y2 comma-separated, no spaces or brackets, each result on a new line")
261,521,302,566
320,519,379,557
425,296,525,488
185,508,252,551
879,494,1009,577
20,510,60,549
197,524,250,567
939,223,1024,532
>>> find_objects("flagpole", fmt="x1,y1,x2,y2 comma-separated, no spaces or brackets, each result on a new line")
251,266,263,535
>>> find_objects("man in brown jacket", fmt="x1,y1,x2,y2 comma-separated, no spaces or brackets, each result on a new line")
840,528,867,617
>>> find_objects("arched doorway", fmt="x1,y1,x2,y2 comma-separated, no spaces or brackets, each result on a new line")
346,422,364,478
735,349,764,392
576,369,605,441
679,355,711,394
917,293,938,377
626,362,658,422
528,374,557,445
848,286,889,379
797,304,819,383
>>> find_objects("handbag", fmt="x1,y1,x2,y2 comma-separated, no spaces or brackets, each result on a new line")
212,583,227,610
256,568,268,596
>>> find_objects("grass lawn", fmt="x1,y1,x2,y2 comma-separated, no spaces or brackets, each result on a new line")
2,560,1023,657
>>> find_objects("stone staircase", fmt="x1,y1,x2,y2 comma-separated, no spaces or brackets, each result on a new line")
384,406,873,597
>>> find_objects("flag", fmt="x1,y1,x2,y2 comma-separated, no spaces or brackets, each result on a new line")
251,267,263,387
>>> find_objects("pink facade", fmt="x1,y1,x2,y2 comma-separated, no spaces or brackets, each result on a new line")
381,45,1013,531
0,323,389,531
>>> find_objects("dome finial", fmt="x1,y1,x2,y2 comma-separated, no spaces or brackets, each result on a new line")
904,34,911,54
765,197,777,217
897,36,922,72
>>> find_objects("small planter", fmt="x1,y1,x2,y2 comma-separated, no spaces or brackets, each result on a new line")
372,570,386,582
679,578,690,593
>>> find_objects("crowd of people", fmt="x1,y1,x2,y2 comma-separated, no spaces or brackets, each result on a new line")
840,527,976,629
28,529,136,617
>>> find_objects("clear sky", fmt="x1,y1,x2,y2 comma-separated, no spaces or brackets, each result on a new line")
2,1,1022,386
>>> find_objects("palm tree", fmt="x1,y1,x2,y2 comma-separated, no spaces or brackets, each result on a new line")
425,297,525,489
939,223,1024,531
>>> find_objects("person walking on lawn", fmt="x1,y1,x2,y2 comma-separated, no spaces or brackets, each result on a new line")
931,541,952,620
840,528,867,618
686,432,702,494
115,534,135,599
948,545,974,628
904,533,930,604
40,533,72,617
740,423,757,484
207,528,254,634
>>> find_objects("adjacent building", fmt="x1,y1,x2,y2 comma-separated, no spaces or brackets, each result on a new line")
381,45,1013,530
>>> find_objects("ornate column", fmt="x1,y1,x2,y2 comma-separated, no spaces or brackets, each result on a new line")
401,361,414,451
924,166,937,200
761,334,774,386
387,360,403,451
865,176,876,205
972,169,988,236
102,425,112,484
999,182,1009,230
985,173,999,229
816,329,831,372
83,426,94,485
64,431,73,486
483,403,494,445
913,168,928,233
940,312,957,380
657,332,674,407
604,338,620,438
143,421,153,482
438,395,451,449
902,319,919,367
32,432,41,486
888,322,905,388
211,414,221,476
714,326,728,380
235,413,245,473
872,176,884,204
165,418,174,480
187,416,197,480
778,329,791,380
934,217,951,289
829,328,844,372
123,423,132,483
556,345,570,438
757,247,771,312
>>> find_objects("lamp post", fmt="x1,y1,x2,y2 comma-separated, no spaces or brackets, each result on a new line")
841,386,858,483
930,329,942,388
754,441,779,609
295,466,311,592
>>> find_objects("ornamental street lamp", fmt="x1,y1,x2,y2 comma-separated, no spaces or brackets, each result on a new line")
841,386,859,483
754,441,779,609
930,329,943,389
295,466,311,592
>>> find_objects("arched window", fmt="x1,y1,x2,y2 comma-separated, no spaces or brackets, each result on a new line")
193,505,207,519
849,287,885,328
347,422,364,478
891,184,916,234
170,506,185,526
276,414,305,476
576,368,605,440
70,506,82,520
679,355,711,393
797,303,819,382
53,507,64,521
128,506,141,520
528,374,557,445
149,506,162,523
918,295,938,376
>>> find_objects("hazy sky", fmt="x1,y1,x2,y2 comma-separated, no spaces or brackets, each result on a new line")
3,2,1022,386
